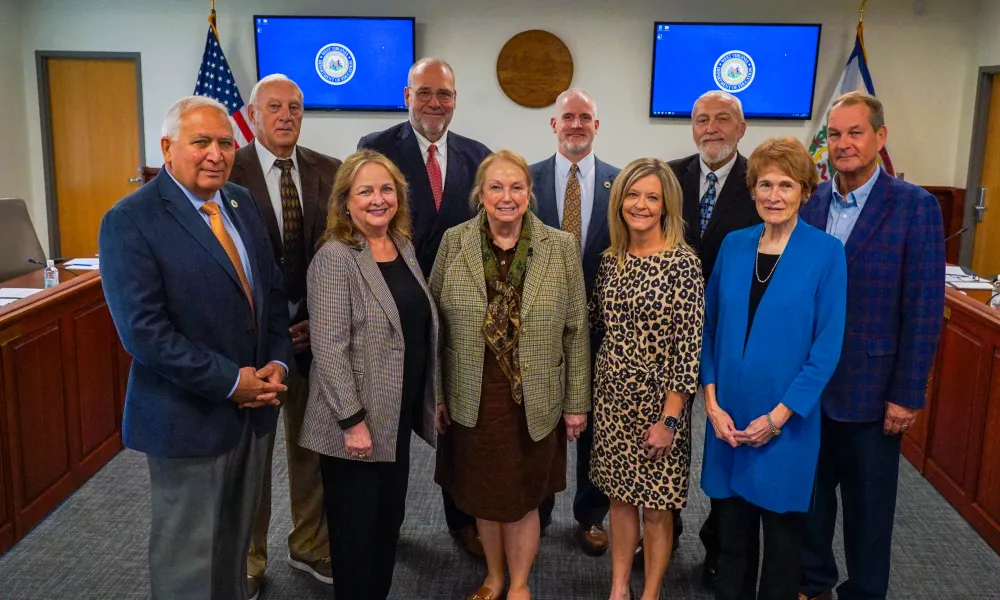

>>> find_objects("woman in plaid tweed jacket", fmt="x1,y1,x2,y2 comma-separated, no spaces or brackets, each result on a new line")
430,150,591,600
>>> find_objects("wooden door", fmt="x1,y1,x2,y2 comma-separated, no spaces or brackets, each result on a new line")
973,75,1000,276
45,57,142,258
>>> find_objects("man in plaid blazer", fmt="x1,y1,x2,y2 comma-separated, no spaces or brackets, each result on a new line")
798,92,944,600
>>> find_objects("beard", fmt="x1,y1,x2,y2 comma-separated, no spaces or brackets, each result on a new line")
410,107,452,139
560,136,593,156
698,140,736,166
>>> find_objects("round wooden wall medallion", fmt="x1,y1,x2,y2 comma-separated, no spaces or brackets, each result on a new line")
496,30,574,108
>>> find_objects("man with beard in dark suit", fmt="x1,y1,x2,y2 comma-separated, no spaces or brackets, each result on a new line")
669,90,761,591
358,57,491,557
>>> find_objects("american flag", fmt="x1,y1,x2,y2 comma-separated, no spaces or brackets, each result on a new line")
193,11,254,147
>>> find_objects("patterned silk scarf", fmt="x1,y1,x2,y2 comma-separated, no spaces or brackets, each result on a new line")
479,211,533,405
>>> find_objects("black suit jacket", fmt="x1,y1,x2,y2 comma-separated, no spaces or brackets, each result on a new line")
358,121,491,276
230,142,341,373
669,153,761,280
530,154,620,297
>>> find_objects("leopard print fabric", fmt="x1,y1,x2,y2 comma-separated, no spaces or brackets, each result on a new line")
588,247,705,510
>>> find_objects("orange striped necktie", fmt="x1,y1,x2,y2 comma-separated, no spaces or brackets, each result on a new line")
200,200,255,317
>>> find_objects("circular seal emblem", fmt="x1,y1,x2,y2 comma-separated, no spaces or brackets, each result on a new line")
315,43,356,86
713,50,755,93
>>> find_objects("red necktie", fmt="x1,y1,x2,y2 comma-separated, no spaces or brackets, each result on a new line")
427,143,443,211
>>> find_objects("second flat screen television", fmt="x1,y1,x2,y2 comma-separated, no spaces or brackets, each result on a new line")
650,22,822,120
255,16,415,111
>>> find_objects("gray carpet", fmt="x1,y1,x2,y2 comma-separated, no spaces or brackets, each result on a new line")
1,399,998,599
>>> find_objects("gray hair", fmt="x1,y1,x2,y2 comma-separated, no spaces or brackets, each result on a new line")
161,96,230,140
248,73,303,106
407,57,455,88
693,90,745,123
830,91,885,131
554,88,598,118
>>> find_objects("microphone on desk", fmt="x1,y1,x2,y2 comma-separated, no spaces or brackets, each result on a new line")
27,257,70,265
943,227,969,244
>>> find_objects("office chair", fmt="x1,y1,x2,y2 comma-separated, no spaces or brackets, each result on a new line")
0,198,47,282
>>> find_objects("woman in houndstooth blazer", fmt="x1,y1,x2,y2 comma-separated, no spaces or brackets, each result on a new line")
430,150,591,600
299,150,441,600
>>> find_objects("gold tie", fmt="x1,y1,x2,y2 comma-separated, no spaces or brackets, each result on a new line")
200,200,255,317
562,163,582,243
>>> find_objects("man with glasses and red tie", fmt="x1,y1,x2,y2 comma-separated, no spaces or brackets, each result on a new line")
358,57,491,555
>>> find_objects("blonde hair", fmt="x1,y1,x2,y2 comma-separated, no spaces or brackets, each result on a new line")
320,149,411,246
468,149,536,211
606,157,688,267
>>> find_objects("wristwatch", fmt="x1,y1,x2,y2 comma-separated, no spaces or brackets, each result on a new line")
663,415,679,431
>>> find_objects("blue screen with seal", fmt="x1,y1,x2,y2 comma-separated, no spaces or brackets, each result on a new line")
254,16,414,111
650,23,821,120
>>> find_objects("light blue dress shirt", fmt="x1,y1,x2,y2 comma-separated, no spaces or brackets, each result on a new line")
165,168,287,396
826,167,881,245
554,151,596,252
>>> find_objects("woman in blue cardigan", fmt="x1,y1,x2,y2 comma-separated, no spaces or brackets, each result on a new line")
700,137,846,600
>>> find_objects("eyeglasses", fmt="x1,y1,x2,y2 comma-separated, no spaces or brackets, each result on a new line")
412,88,456,104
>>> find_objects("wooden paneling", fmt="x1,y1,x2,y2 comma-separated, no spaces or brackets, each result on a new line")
0,366,13,555
973,75,1000,276
0,269,123,554
923,186,965,265
7,324,71,506
72,303,118,458
973,350,1000,550
926,321,987,494
46,57,141,257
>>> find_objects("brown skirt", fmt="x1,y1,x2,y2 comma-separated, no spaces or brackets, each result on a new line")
435,349,566,523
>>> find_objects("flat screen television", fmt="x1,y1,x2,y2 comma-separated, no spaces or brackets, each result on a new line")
650,22,822,120
254,15,415,111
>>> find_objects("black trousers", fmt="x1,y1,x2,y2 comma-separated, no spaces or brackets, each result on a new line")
700,498,721,566
800,415,902,600
444,408,610,530
320,449,409,600
715,497,803,600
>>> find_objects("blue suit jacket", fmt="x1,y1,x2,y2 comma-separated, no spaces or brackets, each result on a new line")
701,222,846,512
529,154,620,297
99,169,292,457
358,121,490,276
800,172,944,422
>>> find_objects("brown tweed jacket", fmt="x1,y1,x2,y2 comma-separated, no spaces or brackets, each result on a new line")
299,232,441,462
429,211,591,442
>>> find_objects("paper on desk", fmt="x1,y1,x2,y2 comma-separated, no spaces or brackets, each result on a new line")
0,288,42,299
63,258,100,270
946,278,994,290
0,298,16,307
945,265,967,277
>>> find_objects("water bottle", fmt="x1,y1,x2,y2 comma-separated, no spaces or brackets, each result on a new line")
43,260,59,289
991,277,1000,309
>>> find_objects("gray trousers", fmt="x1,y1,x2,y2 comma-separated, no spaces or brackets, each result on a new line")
147,417,271,600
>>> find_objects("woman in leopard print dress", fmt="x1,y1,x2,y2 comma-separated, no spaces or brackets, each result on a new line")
589,158,704,600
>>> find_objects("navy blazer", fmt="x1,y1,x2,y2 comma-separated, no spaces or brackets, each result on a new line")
99,169,292,457
530,153,620,297
358,121,491,276
800,171,944,422
701,222,846,513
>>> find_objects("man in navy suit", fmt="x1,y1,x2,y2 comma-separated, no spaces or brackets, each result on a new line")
99,96,292,600
358,57,491,556
669,90,762,590
799,92,944,600
530,88,619,556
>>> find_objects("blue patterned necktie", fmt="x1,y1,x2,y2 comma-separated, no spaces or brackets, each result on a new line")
700,172,718,234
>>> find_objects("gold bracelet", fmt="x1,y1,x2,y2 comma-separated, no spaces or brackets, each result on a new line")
766,413,782,436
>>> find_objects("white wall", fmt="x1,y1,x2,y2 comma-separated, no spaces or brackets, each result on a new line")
1,0,29,203
15,0,983,251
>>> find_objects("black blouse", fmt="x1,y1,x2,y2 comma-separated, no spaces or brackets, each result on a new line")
746,253,780,349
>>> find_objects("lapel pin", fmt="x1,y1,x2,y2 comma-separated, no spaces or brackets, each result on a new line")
604,181,611,189
230,198,239,208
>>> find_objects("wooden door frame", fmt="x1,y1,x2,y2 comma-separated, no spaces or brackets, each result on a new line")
35,51,145,258
962,66,1000,267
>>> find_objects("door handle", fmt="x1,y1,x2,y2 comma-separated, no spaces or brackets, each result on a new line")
976,187,987,223
128,177,142,183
